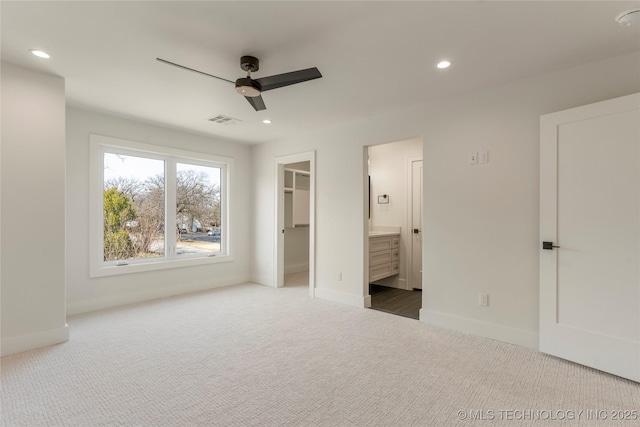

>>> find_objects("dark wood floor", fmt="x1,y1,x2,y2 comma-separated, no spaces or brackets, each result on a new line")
369,284,422,320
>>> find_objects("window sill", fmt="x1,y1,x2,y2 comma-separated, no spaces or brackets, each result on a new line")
90,254,234,278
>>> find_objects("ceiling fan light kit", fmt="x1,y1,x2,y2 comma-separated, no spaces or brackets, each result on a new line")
235,77,261,97
157,54,322,112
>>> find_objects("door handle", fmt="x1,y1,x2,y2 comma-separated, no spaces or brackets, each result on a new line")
542,241,560,250
413,229,420,234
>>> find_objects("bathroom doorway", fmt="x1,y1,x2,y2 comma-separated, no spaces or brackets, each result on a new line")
365,138,423,319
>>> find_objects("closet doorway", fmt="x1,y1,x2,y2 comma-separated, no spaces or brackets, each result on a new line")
274,152,315,295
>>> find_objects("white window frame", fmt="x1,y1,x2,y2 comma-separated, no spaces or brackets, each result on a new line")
89,134,234,277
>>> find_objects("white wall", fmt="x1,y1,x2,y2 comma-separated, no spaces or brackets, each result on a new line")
66,108,252,314
1,63,68,356
251,52,640,347
418,54,637,349
368,138,422,289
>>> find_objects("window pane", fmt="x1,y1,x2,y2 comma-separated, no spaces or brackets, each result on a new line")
103,153,165,262
176,163,222,255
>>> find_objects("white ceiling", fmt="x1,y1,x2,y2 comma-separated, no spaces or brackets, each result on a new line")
2,1,639,145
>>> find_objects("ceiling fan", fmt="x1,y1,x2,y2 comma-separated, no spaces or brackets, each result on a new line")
156,56,322,111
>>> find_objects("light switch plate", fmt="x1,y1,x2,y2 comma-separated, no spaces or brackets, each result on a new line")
479,293,489,306
480,151,489,164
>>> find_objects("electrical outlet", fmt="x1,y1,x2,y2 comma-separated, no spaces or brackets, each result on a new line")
468,152,478,165
479,293,489,306
337,272,342,281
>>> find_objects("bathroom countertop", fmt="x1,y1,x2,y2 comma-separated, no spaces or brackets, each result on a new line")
368,231,400,237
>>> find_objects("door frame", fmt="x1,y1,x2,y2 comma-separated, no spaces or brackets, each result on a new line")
363,146,371,306
274,151,315,296
407,155,423,290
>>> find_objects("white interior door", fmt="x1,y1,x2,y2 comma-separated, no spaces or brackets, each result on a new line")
411,160,423,289
540,93,640,381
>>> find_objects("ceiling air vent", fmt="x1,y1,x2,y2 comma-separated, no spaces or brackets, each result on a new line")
209,114,242,126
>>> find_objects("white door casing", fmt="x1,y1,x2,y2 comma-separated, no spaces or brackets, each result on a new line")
540,93,640,381
410,159,423,290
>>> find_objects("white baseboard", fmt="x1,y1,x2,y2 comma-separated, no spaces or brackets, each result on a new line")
363,294,372,308
315,287,369,308
284,263,309,275
420,309,539,349
67,275,250,315
250,274,274,287
1,324,69,357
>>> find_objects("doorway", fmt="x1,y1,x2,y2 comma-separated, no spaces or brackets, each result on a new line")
365,139,423,319
274,152,315,296
283,161,310,288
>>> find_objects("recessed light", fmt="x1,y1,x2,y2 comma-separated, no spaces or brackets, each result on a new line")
436,60,451,69
30,49,50,59
262,119,272,124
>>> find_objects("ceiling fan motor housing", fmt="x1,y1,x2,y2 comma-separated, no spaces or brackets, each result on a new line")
240,55,260,72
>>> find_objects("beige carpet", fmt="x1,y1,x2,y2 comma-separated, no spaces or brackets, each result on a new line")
1,280,638,426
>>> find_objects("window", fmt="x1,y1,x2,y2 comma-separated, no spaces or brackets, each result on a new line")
90,134,233,277
103,153,166,262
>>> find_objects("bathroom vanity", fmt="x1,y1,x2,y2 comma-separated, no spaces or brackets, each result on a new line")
368,231,400,282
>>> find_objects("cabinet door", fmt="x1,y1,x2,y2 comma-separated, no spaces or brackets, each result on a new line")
370,264,393,282
369,237,393,252
370,249,392,267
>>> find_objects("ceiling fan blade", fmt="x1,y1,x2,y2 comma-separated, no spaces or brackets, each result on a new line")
255,67,322,92
245,95,266,111
156,58,234,84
